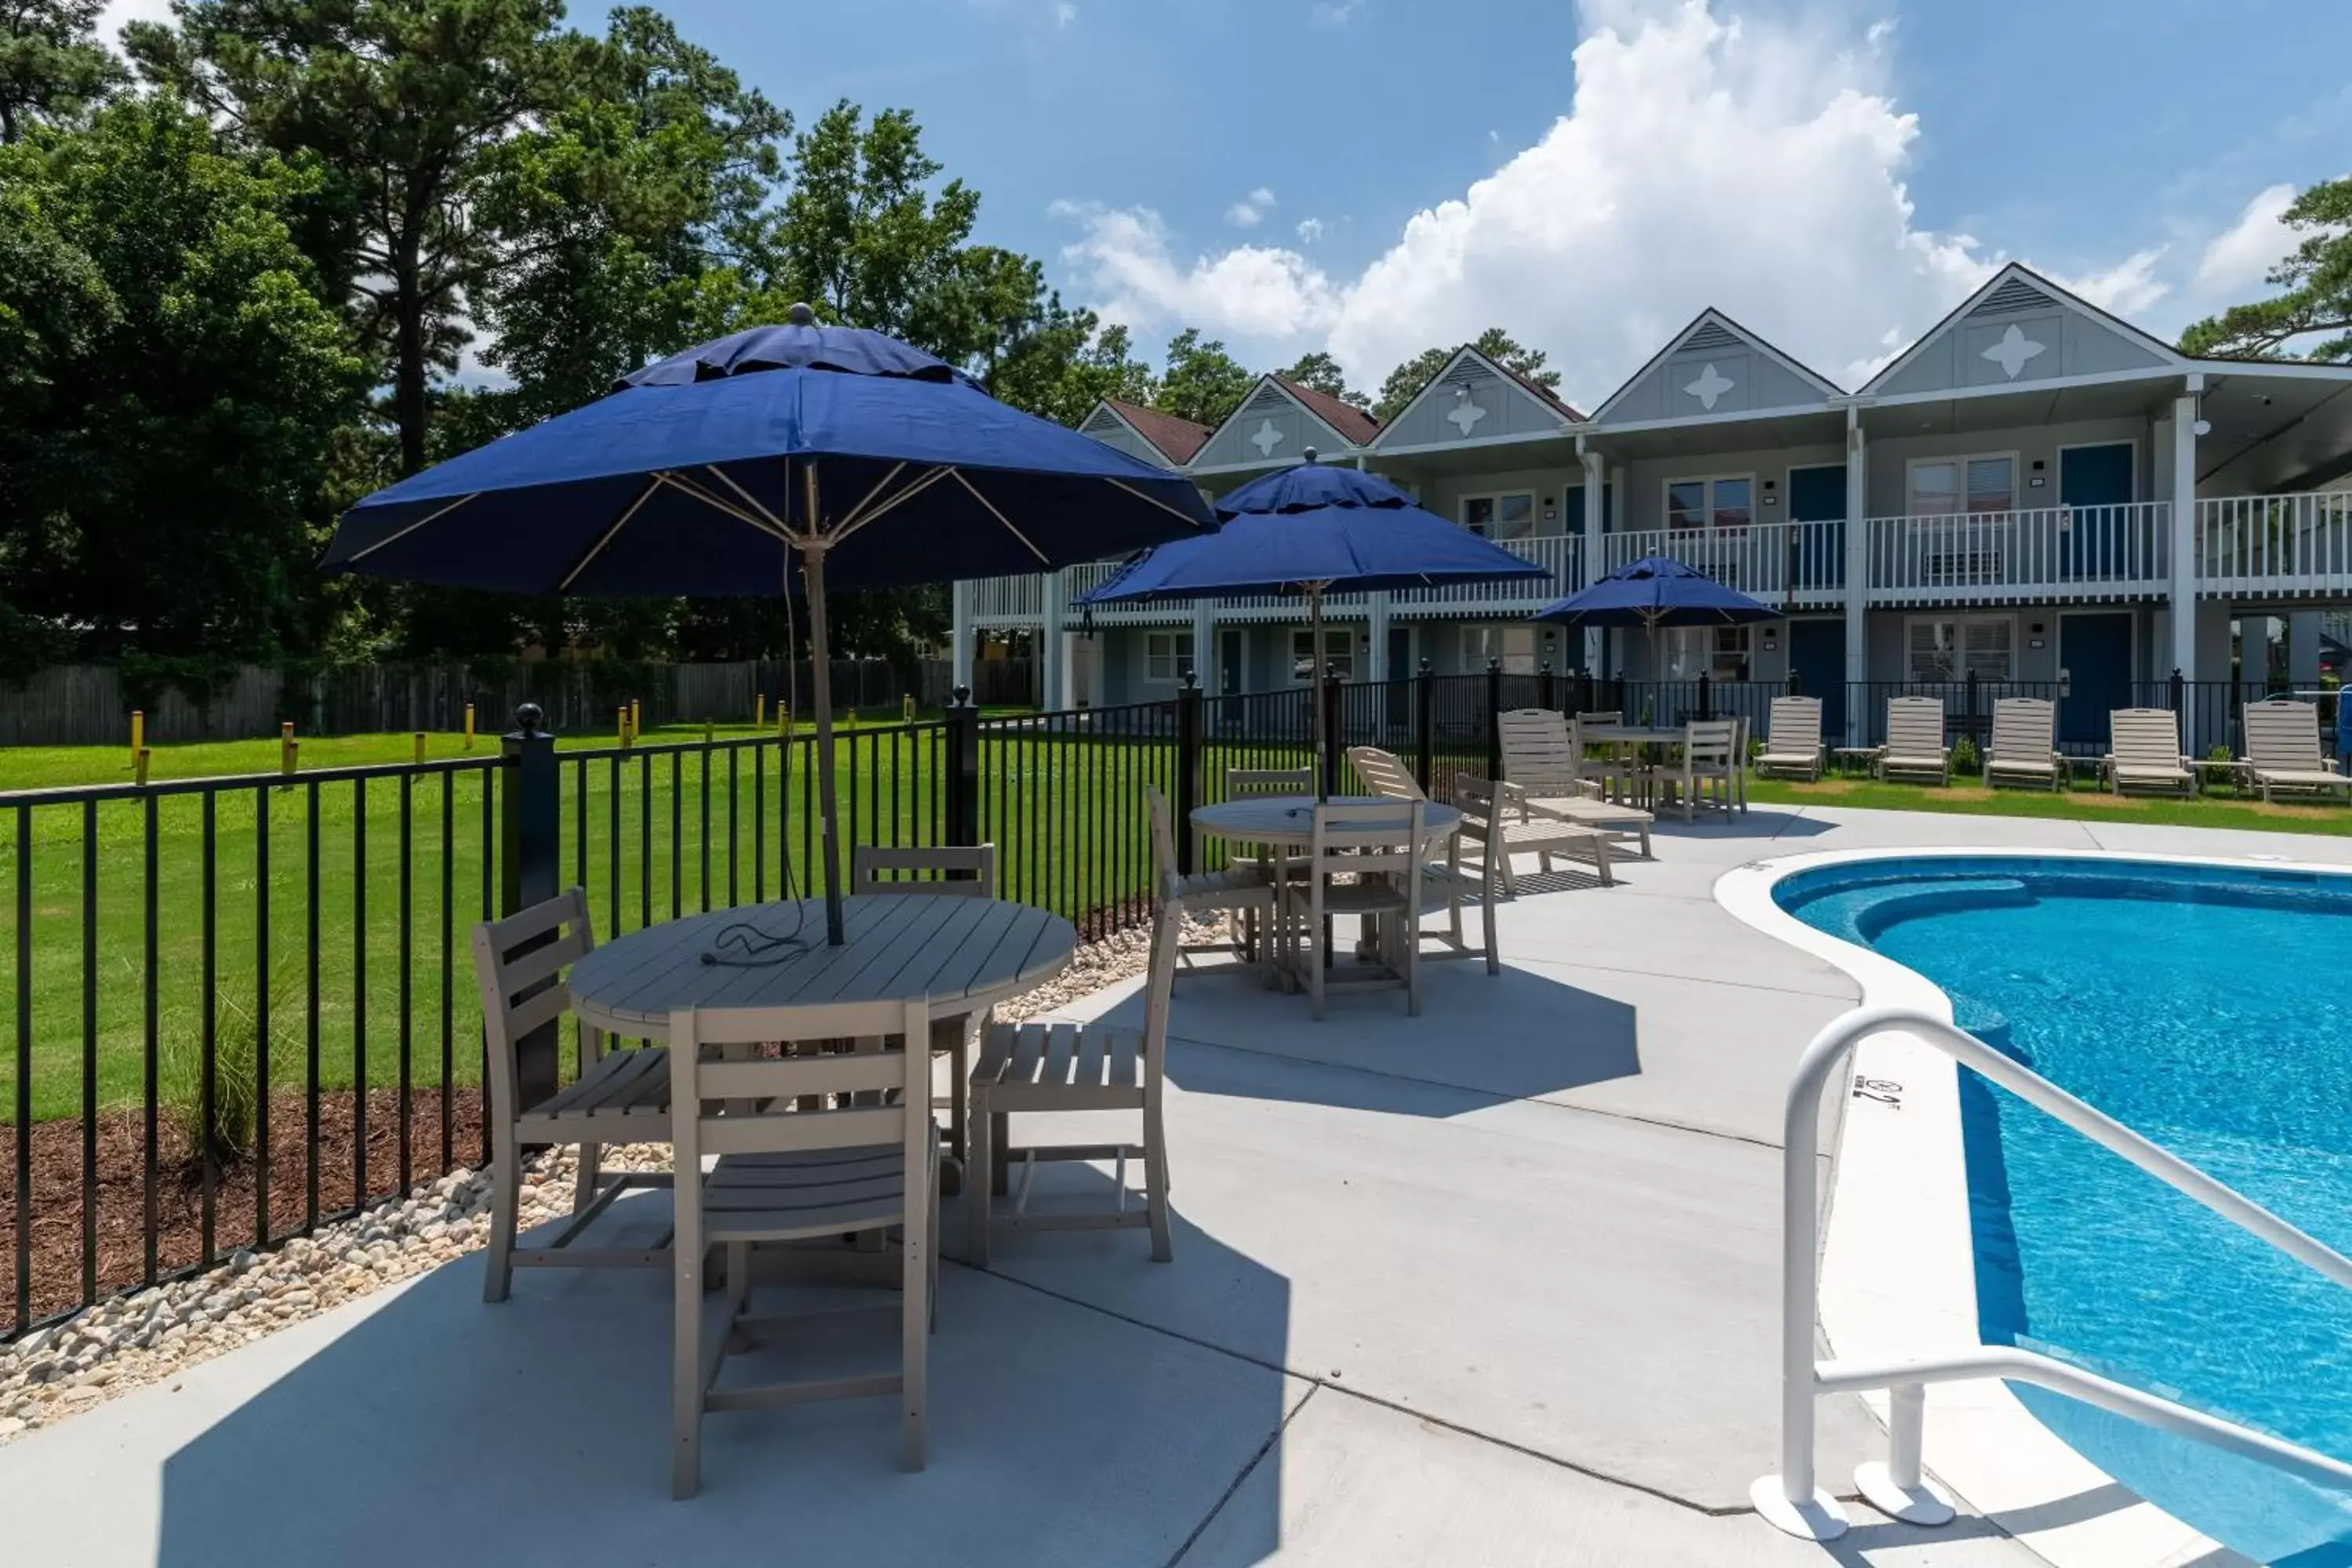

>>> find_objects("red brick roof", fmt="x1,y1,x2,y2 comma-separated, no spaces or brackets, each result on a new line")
1102,397,1213,465
1271,376,1383,447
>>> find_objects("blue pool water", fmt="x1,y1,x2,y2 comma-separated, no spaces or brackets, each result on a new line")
1777,857,2352,1565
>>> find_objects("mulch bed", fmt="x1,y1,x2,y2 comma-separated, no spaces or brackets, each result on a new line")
2,1087,488,1334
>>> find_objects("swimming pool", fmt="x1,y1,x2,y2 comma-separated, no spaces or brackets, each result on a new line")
1775,856,2352,1565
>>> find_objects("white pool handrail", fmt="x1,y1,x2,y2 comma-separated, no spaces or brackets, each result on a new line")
1755,1004,2352,1542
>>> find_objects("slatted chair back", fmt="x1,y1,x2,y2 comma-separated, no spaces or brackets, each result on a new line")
1144,786,1189,904
1987,698,2054,761
667,996,932,1166
1766,696,1822,758
474,887,599,1131
1884,696,1947,757
1498,709,1580,791
851,844,997,898
2109,708,2183,770
1305,799,1425,880
1348,744,1426,801
1449,775,1502,853
2244,699,2325,771
1682,718,1740,765
1226,766,1312,800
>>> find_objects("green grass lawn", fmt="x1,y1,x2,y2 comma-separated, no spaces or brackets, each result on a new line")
1,719,1329,1122
1744,771,2352,836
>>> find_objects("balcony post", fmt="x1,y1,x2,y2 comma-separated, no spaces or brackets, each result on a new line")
2169,383,2201,680
1579,440,1607,674
1040,567,1068,711
1367,590,1392,683
1190,598,1216,695
950,579,975,693
1843,409,1870,746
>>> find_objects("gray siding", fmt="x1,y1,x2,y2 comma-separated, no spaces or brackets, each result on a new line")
1192,380,1355,470
1412,466,1581,535
1616,442,1847,532
1083,419,1173,468
1864,417,2149,516
1602,317,1838,423
1379,357,1567,448
1873,278,2170,398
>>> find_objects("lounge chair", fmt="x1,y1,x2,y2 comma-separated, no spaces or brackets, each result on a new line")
1983,698,2060,791
1496,709,1653,855
2103,709,2194,797
1452,771,1615,895
1755,696,1824,781
1875,696,1951,786
2241,699,2351,804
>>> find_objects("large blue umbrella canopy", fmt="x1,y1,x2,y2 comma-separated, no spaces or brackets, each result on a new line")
1080,456,1548,792
322,307,1218,944
1528,554,1778,630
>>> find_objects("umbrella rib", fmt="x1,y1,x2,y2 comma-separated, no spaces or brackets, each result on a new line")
828,465,956,545
345,492,477,562
834,461,909,531
946,469,1052,566
557,476,664,592
687,467,797,540
1107,477,1217,531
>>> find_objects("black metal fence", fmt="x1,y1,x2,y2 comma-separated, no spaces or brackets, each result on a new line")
0,659,2336,1336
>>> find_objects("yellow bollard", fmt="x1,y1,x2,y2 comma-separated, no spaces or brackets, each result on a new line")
755,693,765,730
287,739,299,775
619,706,632,747
778,703,789,739
130,709,144,761
413,731,426,764
133,747,151,787
630,698,642,739
902,693,915,723
281,721,296,777
463,702,475,750
703,720,714,746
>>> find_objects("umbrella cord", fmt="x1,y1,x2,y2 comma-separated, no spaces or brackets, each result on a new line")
701,554,810,966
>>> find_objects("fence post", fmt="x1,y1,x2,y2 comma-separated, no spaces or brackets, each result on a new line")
1174,671,1203,876
1414,657,1436,793
499,702,561,1120
1320,664,1345,798
1965,669,1979,743
1788,668,1802,697
1540,660,1558,713
1698,672,1712,720
945,684,980,853
1484,658,1504,784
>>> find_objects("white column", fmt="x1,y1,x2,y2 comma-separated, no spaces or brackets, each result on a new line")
1580,441,1606,674
1190,600,1215,690
950,579,975,693
1367,592,1392,682
1843,409,1870,745
2169,383,2201,681
1040,568,1067,711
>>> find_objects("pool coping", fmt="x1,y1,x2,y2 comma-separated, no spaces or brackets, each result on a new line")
1713,844,2347,1568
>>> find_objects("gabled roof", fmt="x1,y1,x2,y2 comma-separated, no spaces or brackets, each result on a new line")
1270,376,1382,447
1096,397,1213,464
1371,344,1584,449
1859,262,2182,397
1589,307,1845,425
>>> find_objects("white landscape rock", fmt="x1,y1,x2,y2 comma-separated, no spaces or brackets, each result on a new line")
0,917,1190,1445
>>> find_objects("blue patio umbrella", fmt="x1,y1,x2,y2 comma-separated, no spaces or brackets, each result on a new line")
324,305,1218,944
1528,554,1779,677
1079,453,1550,791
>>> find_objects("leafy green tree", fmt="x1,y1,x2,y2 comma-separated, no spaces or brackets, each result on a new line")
1279,349,1368,410
771,100,979,342
0,0,122,141
989,307,1155,427
2180,178,2352,361
1155,328,1254,428
129,0,572,474
0,99,362,668
1373,328,1563,423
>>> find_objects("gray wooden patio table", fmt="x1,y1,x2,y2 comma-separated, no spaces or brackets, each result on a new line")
1190,795,1463,990
568,892,1076,1168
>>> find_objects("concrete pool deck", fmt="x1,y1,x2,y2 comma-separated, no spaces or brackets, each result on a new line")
5,804,2344,1566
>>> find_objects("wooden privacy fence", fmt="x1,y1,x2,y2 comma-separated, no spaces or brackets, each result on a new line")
0,658,1036,746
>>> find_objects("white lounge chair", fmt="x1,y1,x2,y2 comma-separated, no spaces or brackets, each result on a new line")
1876,697,1951,786
2103,709,2193,796
2241,699,2350,804
1755,696,1824,782
1983,698,2060,791
1496,709,1653,855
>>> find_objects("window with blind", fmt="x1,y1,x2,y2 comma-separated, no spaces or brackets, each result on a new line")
1461,492,1535,541
1907,615,2013,681
1143,631,1194,684
1664,475,1755,533
1460,624,1537,674
1907,455,2016,517
1290,627,1353,681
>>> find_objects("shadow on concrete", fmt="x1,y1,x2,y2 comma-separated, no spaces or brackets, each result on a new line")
1646,807,1833,841
151,1180,1295,1568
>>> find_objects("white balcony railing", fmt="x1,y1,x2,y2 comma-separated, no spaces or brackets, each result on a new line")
967,571,1044,626
1386,532,1579,614
2196,492,2352,597
1604,521,1846,608
1867,502,2170,604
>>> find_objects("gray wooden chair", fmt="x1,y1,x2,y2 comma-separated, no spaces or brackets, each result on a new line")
1283,799,1425,1020
471,887,672,1304
668,996,938,1497
967,886,1176,1268
1148,786,1274,977
851,844,997,1162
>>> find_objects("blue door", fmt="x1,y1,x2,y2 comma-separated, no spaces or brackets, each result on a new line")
2060,612,2133,746
1787,466,1846,594
1788,618,1846,742
2060,443,2134,579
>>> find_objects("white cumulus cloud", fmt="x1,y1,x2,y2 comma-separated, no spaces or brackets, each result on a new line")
1295,217,1327,245
2194,183,2298,294
1223,187,1277,229
2052,247,2171,319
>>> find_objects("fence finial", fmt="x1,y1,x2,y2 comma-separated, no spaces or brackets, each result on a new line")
950,683,972,709
514,701,544,739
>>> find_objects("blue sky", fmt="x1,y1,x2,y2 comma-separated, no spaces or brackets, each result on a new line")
106,0,2352,405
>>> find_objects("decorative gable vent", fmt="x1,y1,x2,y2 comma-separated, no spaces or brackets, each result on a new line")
1081,407,1124,435
1243,383,1292,415
1970,277,2057,318
1440,361,1492,389
1679,319,1742,354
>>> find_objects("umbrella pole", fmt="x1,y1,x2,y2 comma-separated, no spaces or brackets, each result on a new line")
800,528,847,949
1309,584,1327,802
